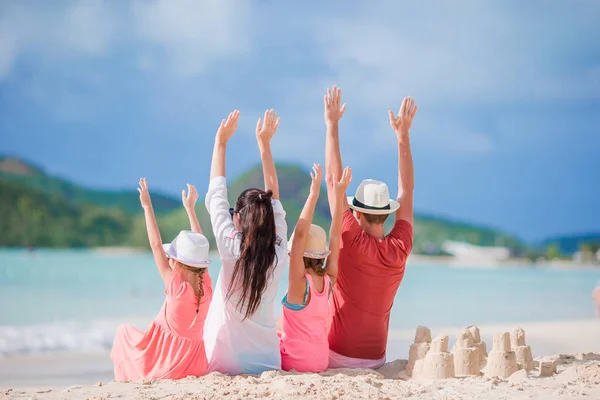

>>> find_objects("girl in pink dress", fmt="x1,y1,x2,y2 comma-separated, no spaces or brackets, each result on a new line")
111,180,213,381
279,164,352,372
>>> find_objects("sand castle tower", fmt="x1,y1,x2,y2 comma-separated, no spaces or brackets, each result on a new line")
451,329,481,376
511,327,534,371
485,332,518,378
420,334,455,379
466,325,488,364
406,326,431,377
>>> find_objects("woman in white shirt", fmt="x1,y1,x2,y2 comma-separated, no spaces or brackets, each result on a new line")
203,109,288,375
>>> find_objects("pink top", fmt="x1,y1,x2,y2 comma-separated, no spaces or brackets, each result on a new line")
279,274,331,372
111,267,213,381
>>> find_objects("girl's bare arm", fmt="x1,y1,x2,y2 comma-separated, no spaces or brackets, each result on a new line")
326,167,352,284
138,178,171,285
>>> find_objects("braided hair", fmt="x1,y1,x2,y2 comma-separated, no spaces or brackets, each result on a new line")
303,257,325,276
178,262,207,328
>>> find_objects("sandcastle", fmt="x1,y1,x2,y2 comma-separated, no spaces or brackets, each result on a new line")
406,326,431,377
419,334,455,379
511,327,534,371
466,325,488,364
451,329,481,376
485,332,518,378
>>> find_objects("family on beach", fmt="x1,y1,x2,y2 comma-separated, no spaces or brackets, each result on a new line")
110,86,418,380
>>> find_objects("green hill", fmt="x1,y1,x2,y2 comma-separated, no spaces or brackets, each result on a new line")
0,157,179,214
0,157,526,253
0,179,132,247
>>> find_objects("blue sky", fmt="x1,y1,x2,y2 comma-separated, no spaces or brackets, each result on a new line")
0,0,598,242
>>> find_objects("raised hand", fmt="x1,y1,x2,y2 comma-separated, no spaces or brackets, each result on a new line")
334,166,352,196
389,96,418,135
181,184,198,211
324,85,347,125
256,109,280,144
309,163,322,196
216,110,240,144
138,178,152,209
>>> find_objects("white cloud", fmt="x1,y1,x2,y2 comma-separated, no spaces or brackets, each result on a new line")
0,0,116,81
131,0,251,78
0,29,17,79
312,1,600,105
1,0,597,158
0,0,250,81
278,0,600,156
63,0,115,57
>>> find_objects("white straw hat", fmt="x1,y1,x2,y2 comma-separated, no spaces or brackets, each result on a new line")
288,224,331,259
347,179,400,215
162,230,211,268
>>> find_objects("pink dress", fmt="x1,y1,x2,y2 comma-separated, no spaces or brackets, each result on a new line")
279,274,331,372
111,268,213,381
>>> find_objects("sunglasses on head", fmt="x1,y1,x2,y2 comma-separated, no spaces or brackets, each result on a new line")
229,208,235,217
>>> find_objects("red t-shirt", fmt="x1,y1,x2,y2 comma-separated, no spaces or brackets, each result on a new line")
328,209,413,360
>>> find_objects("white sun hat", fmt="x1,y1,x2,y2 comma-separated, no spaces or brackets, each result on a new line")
162,230,211,268
347,179,400,215
288,224,331,259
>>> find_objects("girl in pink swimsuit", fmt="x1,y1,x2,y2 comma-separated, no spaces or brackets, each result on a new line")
279,164,352,372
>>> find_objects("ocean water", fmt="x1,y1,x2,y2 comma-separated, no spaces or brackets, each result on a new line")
1,249,599,357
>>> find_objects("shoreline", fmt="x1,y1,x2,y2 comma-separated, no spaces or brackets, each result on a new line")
408,254,600,270
4,247,599,269
2,318,598,391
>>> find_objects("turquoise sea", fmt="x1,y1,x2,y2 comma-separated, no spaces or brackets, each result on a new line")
0,249,599,356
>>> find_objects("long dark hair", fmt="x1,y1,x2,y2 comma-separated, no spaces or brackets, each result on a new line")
227,188,278,319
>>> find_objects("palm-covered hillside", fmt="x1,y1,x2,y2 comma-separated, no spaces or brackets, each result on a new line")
0,156,527,253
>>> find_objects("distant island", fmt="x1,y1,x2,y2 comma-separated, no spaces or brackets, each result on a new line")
1,156,599,260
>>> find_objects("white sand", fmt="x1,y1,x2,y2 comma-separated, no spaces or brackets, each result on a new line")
2,319,599,399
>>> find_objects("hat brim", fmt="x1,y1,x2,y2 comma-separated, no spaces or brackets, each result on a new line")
302,249,332,259
347,197,400,215
287,243,332,259
162,243,211,269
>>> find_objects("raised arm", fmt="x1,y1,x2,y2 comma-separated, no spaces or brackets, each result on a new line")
210,110,239,180
182,184,202,234
389,97,418,226
255,109,287,241
326,166,352,284
206,111,240,257
324,86,347,214
289,164,322,289
256,109,280,199
138,178,171,285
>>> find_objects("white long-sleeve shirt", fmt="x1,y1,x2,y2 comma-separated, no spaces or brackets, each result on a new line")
203,176,288,375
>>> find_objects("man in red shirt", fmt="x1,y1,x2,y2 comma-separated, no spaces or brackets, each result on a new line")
323,86,417,369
